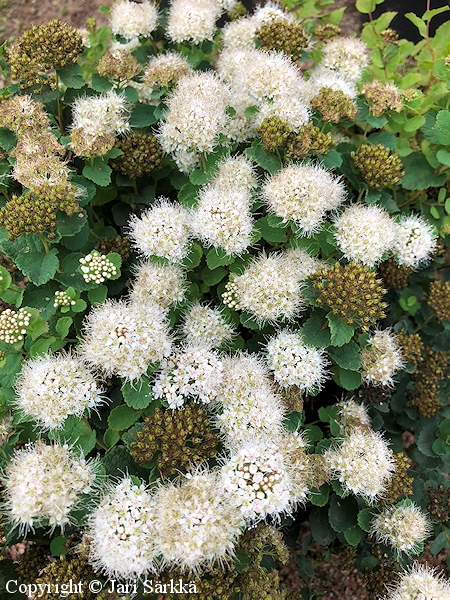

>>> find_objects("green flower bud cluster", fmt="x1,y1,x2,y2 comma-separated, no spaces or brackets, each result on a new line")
427,279,450,322
85,17,97,32
256,19,309,62
285,122,334,160
379,452,413,505
95,235,132,263
7,20,83,89
97,50,142,82
363,558,399,598
362,81,403,117
427,483,450,521
396,332,424,365
314,23,341,41
240,524,289,565
381,29,399,44
53,291,76,309
310,262,388,331
352,143,404,189
239,564,290,600
150,564,241,599
257,116,293,153
129,405,219,477
227,1,247,20
17,544,49,584
410,349,448,417
378,258,412,290
111,133,163,179
310,88,358,123
0,308,31,344
334,545,357,571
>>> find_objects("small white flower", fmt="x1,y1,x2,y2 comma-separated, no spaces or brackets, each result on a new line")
2,440,97,533
320,37,370,83
110,0,158,40
361,329,404,387
181,302,235,349
334,204,397,267
130,261,186,308
14,354,106,431
371,502,430,555
393,214,437,269
53,290,76,309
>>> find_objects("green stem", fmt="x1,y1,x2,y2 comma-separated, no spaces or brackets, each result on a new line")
37,234,50,254
356,188,365,202
83,416,108,451
200,152,207,173
133,179,138,195
276,148,284,168
413,313,434,333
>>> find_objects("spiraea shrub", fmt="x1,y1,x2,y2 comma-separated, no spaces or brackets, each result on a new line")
0,0,449,597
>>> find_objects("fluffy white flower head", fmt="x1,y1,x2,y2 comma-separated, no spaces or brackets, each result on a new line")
110,0,158,40
320,37,370,82
393,214,437,269
152,346,224,408
71,90,129,139
3,440,96,533
222,442,292,522
153,470,243,572
130,261,186,308
222,248,321,324
166,0,221,44
338,399,371,434
263,163,346,235
181,302,235,349
361,329,404,387
266,330,329,392
324,429,395,502
215,354,285,445
371,502,430,556
80,299,171,382
127,199,191,263
334,204,397,267
304,66,358,101
385,563,450,600
221,17,258,50
88,477,157,578
14,354,105,431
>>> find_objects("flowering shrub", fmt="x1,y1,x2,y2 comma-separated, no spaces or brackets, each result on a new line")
0,0,448,597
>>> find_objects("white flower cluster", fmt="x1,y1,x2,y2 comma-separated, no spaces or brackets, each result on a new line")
14,354,105,430
110,0,158,41
324,429,395,502
222,443,291,521
371,502,430,555
80,299,172,381
393,214,437,269
262,163,346,235
166,0,222,44
181,302,235,349
137,52,192,102
361,329,404,387
3,441,96,533
79,250,117,284
191,155,256,255
89,477,158,578
223,249,320,323
266,330,329,392
334,204,397,267
337,399,371,434
385,564,450,600
319,37,370,83
0,307,31,344
158,72,229,172
130,261,186,309
53,290,76,309
215,354,285,445
304,67,357,102
127,199,191,263
152,346,223,408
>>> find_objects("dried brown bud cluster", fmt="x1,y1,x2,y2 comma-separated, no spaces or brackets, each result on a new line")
427,484,450,521
97,49,142,82
257,19,309,61
315,23,341,41
409,349,448,417
379,452,413,505
95,235,132,263
311,262,388,330
310,87,358,123
352,143,404,188
285,122,334,160
427,279,450,322
396,332,424,365
378,259,412,290
111,132,164,178
362,81,403,117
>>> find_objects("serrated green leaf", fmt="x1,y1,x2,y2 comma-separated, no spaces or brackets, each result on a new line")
103,428,120,449
430,530,449,555
239,311,261,330
326,313,355,347
405,12,427,37
15,249,59,286
178,182,200,208
357,508,374,532
344,525,364,546
50,536,68,557
319,149,342,169
304,424,323,443
88,285,108,306
328,494,359,533
401,152,446,190
0,265,12,293
301,313,332,348
245,142,280,174
206,248,235,269
82,160,112,186
72,298,87,313
367,131,397,149
55,317,72,339
56,210,87,237
0,127,17,151
416,417,440,457
309,484,330,507
328,341,361,371
122,377,153,410
58,64,85,89
436,149,450,166
201,265,227,286
48,415,96,456
91,73,113,92
309,506,336,545
182,243,203,269
256,216,288,243
108,404,141,430
333,366,362,390
28,337,56,358
403,115,425,132
434,110,450,146
129,104,157,127
124,85,139,103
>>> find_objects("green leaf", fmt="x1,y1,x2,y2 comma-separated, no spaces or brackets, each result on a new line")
239,312,261,330
405,12,427,37
182,243,203,269
48,415,96,456
124,85,139,103
201,265,227,286
206,247,235,269
122,377,153,410
56,210,87,237
318,405,340,436
256,216,288,243
328,341,361,371
15,249,59,286
333,366,362,390
103,428,120,449
58,64,85,89
401,152,446,190
367,131,397,149
420,112,439,144
50,536,68,557
328,494,359,533
309,484,330,507
320,149,343,169
309,506,336,545
91,73,113,92
55,317,72,339
434,110,450,146
357,508,374,532
436,149,450,166
344,525,364,546
430,530,449,555
326,313,355,347
28,337,56,358
82,159,112,186
129,104,157,128
105,252,122,280
0,127,17,151
178,182,200,208
301,313,332,348
423,6,449,20
71,175,97,207
416,417,440,457
0,265,12,293
245,141,280,174
88,285,108,306
403,115,425,132
108,404,141,431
